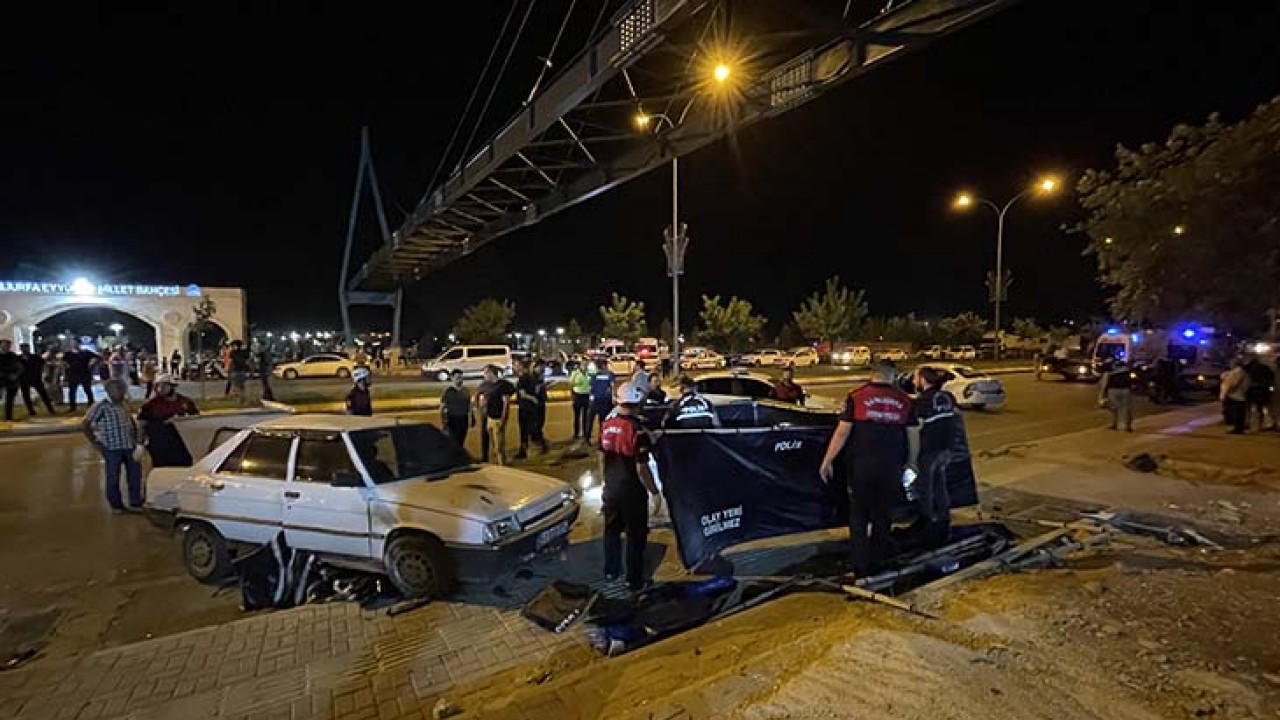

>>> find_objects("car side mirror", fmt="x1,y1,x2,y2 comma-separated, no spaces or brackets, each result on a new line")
331,473,364,488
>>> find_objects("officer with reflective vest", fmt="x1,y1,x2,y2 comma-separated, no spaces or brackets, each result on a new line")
820,362,920,575
598,382,659,591
910,366,958,544
664,375,720,429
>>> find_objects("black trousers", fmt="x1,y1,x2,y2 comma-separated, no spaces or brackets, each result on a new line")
2,379,27,420
915,451,952,544
571,394,590,438
445,414,470,449
588,400,613,442
20,378,55,414
66,376,94,410
1224,398,1248,433
518,404,546,450
847,463,899,575
603,492,649,590
260,375,275,402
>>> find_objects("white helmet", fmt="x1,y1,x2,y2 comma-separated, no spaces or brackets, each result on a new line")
352,367,371,383
615,381,646,405
587,361,599,375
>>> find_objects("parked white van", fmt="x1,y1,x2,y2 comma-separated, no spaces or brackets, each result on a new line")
422,345,512,381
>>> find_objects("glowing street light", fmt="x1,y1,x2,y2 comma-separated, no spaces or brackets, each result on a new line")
713,62,731,84
109,323,124,339
555,327,565,336
951,174,1062,360
1173,225,1186,236
633,112,651,130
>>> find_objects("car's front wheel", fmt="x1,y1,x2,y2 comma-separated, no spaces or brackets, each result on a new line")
384,534,457,598
437,371,450,382
181,522,233,583
283,368,299,379
336,367,352,379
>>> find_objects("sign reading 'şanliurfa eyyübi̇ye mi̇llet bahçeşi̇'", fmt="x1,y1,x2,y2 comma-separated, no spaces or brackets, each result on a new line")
0,280,202,297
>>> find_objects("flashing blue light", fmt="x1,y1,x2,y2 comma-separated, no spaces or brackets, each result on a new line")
1130,333,1142,344
1181,328,1197,339
1199,339,1209,346
1106,327,1120,336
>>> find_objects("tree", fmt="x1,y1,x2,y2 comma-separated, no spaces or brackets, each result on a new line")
777,321,804,349
1010,317,1045,341
565,318,588,353
191,297,217,400
599,293,646,343
454,299,515,344
697,295,767,352
1078,98,1280,331
792,277,868,346
936,312,988,345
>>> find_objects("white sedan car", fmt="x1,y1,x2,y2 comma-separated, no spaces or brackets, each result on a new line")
273,353,356,379
692,371,836,410
740,349,784,367
914,363,1006,409
145,415,579,597
680,350,726,370
876,348,910,362
782,347,820,367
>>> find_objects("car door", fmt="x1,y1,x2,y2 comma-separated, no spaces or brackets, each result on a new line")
283,432,372,558
205,431,294,544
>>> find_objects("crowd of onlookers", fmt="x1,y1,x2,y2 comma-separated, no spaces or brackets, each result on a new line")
0,338,173,421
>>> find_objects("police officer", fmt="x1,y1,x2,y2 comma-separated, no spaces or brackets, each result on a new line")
664,375,719,429
586,361,615,444
819,362,920,576
345,367,373,416
910,366,958,544
599,382,659,592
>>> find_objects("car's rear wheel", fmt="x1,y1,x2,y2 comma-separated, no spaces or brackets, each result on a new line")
182,522,232,583
437,371,450,382
283,368,299,379
384,534,456,598
336,367,352,379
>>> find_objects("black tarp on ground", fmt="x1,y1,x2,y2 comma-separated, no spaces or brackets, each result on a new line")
651,400,979,569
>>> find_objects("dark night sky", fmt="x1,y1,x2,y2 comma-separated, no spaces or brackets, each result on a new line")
4,1,1280,340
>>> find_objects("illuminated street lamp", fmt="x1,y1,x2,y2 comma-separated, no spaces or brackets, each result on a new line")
109,322,124,338
632,58,738,371
1173,224,1186,236
952,175,1060,360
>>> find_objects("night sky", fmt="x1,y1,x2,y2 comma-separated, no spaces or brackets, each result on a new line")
5,1,1280,341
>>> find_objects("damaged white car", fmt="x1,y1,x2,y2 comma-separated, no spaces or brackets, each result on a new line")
145,415,579,597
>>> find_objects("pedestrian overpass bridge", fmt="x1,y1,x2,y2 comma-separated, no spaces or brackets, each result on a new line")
343,0,1018,308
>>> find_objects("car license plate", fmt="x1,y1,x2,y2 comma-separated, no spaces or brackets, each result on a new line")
536,520,570,550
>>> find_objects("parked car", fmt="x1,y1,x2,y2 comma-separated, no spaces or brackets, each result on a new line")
145,415,579,597
831,345,872,366
422,345,512,381
273,353,356,380
919,345,945,360
876,348,910,363
906,364,1005,409
1036,355,1099,382
680,348,726,370
944,345,977,361
691,370,836,410
740,349,785,367
782,347,821,367
607,352,638,376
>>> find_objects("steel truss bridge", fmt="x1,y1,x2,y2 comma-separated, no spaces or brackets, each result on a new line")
341,0,1018,332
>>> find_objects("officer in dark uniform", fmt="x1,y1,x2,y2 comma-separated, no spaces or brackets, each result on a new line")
599,382,659,591
663,375,719,429
820,362,920,575
910,366,958,544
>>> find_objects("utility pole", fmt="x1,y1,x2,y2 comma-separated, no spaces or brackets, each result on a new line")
338,127,401,352
662,153,688,374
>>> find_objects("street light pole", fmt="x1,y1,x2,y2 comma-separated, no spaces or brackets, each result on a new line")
954,177,1058,361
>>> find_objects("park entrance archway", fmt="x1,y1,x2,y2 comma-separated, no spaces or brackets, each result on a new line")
0,280,246,361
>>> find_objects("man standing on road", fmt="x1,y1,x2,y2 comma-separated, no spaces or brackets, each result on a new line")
630,359,651,398
532,359,550,452
475,365,514,465
81,379,144,513
599,382,659,592
569,361,592,441
910,366,958,545
63,342,99,413
440,370,473,449
1220,360,1251,435
0,339,28,421
256,346,275,402
1243,355,1275,431
42,346,63,409
138,374,199,467
819,362,920,576
18,343,56,415
169,349,182,378
1098,360,1134,432
226,340,251,405
664,375,719,429
768,366,806,405
514,358,540,460
586,361,615,444
345,367,374,416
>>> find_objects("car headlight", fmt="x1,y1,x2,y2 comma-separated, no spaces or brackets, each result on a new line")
963,385,974,397
482,516,521,544
561,487,578,503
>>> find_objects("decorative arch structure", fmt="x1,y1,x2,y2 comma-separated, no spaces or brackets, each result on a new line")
0,281,246,361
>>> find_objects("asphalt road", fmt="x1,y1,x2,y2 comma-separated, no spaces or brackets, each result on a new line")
0,372,1187,661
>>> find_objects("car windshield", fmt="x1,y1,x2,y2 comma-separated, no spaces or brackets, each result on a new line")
348,425,473,484
951,366,983,378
